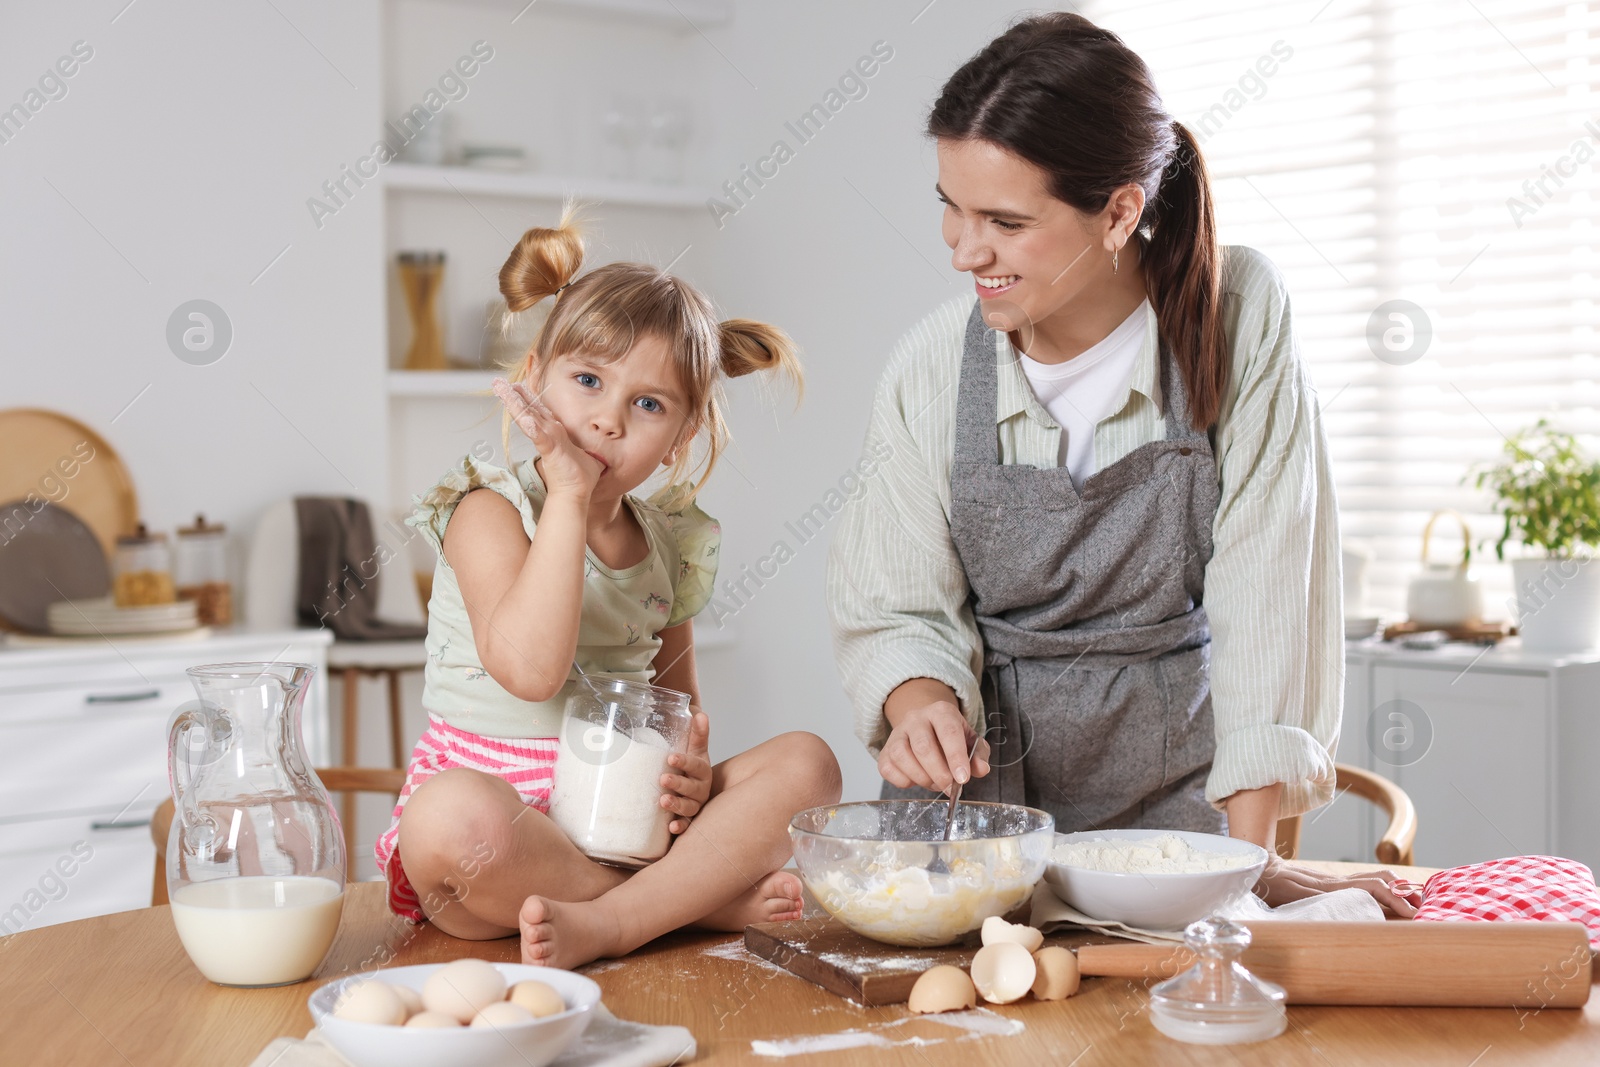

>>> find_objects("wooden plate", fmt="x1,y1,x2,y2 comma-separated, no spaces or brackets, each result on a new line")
0,502,113,632
0,408,139,560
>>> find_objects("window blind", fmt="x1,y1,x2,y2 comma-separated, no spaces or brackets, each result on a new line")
1083,0,1600,618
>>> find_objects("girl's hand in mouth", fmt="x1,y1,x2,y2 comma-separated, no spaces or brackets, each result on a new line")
493,377,606,496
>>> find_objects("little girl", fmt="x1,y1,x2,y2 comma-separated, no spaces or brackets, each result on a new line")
375,210,843,969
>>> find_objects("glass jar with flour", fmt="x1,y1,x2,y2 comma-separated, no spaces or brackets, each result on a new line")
549,677,692,867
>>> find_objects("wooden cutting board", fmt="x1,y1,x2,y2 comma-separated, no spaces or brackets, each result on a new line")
746,917,1594,1009
742,916,1125,1006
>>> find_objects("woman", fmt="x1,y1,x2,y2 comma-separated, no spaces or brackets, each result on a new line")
828,12,1415,915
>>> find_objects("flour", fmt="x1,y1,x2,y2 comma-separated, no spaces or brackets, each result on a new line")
811,840,1036,947
749,1009,1024,1058
1051,833,1256,874
549,725,674,866
701,939,790,973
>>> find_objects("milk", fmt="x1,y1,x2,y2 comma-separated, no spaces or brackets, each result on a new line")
170,876,344,986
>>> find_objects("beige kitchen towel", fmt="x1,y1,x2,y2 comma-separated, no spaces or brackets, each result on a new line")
1029,882,1386,945
247,1004,697,1067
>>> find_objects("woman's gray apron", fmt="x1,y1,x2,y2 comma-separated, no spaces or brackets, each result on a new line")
883,301,1226,834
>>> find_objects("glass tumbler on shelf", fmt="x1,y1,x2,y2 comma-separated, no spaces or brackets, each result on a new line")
166,662,346,987
113,523,176,607
548,677,692,868
646,100,692,185
398,250,448,370
174,514,232,626
600,97,646,181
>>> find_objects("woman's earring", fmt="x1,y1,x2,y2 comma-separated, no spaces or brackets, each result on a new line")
1113,247,1120,275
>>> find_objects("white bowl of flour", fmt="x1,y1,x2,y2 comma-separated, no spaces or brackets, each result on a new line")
1043,829,1267,931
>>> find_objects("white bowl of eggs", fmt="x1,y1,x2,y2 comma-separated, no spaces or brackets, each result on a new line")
308,958,601,1067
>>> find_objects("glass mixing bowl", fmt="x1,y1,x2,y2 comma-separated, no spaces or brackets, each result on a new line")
788,800,1055,947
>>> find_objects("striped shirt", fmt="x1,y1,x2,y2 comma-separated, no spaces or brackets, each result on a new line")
826,245,1341,819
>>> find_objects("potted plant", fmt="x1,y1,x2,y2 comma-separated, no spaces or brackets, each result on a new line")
1472,419,1600,652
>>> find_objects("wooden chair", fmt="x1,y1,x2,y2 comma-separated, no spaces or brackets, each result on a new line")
148,767,408,906
1274,763,1418,865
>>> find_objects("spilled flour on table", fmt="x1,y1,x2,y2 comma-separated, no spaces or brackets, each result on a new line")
750,1008,1024,1058
701,939,790,973
919,1009,1026,1036
815,950,938,974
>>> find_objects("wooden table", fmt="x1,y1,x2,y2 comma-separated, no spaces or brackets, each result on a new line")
4,862,1599,1066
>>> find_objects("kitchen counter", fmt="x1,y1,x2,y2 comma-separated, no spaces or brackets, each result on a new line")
3,863,1598,1065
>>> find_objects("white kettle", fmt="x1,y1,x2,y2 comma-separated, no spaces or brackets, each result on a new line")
1405,509,1484,627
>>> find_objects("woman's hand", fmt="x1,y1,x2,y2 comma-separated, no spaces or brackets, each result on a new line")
879,698,991,794
1254,853,1422,918
492,378,602,498
660,710,712,835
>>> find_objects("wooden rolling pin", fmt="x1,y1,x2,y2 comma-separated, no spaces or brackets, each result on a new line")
1075,921,1594,1008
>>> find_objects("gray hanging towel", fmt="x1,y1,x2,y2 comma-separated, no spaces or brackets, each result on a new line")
294,497,428,641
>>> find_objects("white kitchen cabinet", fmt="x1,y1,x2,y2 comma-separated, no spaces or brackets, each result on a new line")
0,628,331,934
1309,640,1600,873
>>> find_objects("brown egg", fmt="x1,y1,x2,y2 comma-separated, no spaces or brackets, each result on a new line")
971,942,1037,1005
332,979,406,1026
907,965,978,1014
508,980,567,1018
423,959,508,1023
392,983,424,1019
1031,946,1081,1000
471,1001,536,1029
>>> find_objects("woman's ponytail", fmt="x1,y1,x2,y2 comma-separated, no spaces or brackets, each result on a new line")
497,204,585,312
1142,121,1226,429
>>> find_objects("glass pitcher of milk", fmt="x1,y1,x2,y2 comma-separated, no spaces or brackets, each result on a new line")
166,662,346,987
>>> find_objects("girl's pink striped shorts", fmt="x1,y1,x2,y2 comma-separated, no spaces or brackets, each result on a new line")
374,713,558,922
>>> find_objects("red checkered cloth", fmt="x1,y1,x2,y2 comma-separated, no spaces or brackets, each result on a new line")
1414,855,1600,951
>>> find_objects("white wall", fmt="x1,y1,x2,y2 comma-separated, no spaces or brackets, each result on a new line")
1,0,386,549
1,0,1055,837
684,2,1056,802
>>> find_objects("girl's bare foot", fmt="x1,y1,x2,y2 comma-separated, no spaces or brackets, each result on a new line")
695,870,804,931
519,870,806,968
519,895,628,970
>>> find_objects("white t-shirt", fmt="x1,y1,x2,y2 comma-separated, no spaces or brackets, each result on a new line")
1016,299,1150,488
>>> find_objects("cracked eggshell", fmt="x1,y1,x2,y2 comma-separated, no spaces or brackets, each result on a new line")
970,942,1037,1005
980,915,1045,953
423,959,509,1023
907,965,978,1014
1031,946,1081,1000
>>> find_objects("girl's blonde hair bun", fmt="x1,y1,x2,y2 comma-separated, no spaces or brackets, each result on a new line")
718,319,804,399
498,203,585,312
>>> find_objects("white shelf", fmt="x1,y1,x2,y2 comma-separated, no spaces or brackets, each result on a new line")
383,163,707,209
421,0,733,29
388,369,500,397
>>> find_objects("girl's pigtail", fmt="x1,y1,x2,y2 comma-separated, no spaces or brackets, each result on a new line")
718,318,804,401
496,204,585,460
497,203,585,312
